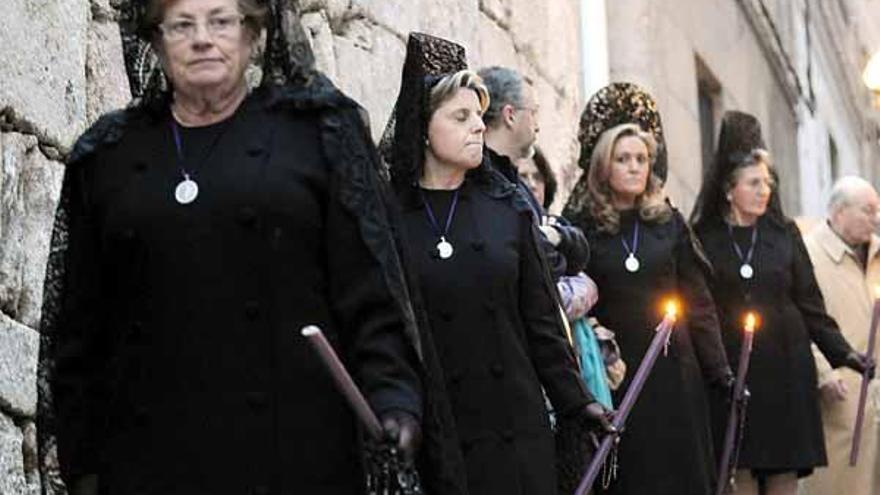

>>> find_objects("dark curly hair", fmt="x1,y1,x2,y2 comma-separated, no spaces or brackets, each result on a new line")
528,146,557,209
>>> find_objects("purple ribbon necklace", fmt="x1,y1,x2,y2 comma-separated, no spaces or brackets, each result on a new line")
169,120,200,204
727,223,758,280
419,188,460,260
168,109,235,205
621,218,641,273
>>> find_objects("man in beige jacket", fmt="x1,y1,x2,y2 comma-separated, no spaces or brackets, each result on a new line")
803,176,880,495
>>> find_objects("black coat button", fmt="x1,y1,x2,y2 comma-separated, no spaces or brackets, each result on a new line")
490,363,504,378
246,146,265,157
238,207,257,227
130,320,147,343
133,161,147,172
244,301,260,320
246,391,268,410
324,116,341,130
134,406,150,426
471,241,485,251
450,370,463,384
502,429,514,442
439,311,453,322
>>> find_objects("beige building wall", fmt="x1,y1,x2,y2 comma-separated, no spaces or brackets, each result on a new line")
604,0,800,215
602,0,880,218
299,0,587,206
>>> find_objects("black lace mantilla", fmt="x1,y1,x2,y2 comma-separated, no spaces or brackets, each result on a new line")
690,110,785,229
564,82,668,228
379,32,468,187
118,0,318,106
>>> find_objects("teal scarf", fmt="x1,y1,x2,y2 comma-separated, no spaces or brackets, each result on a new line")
574,318,613,408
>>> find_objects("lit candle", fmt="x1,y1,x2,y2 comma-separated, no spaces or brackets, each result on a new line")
575,300,679,495
301,325,384,441
715,312,758,495
849,287,880,466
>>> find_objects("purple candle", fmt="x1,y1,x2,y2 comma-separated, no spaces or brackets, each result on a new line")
301,325,385,441
575,300,679,495
715,312,757,495
849,290,880,466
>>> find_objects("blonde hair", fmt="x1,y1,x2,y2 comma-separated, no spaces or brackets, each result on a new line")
587,123,671,233
429,70,490,115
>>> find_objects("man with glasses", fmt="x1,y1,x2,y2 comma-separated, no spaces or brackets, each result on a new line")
804,176,880,495
478,66,587,280
478,66,541,163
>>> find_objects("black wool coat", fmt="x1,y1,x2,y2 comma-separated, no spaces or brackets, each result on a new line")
695,215,853,474
581,209,731,495
41,84,423,495
396,169,593,495
486,148,590,278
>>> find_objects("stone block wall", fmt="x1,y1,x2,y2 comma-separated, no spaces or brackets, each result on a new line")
0,1,583,492
300,0,586,210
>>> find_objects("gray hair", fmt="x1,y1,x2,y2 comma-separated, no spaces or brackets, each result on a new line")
828,175,876,213
477,66,526,126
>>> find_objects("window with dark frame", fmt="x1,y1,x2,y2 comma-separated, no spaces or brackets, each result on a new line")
828,133,840,181
696,56,722,177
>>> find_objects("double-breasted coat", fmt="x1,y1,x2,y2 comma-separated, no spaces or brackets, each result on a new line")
395,169,593,494
581,209,730,495
40,84,423,495
695,216,853,475
803,221,880,494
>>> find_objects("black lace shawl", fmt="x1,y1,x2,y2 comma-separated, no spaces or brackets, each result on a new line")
37,79,434,495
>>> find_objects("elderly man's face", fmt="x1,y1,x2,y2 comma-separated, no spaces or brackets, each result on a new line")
835,187,880,245
158,0,252,96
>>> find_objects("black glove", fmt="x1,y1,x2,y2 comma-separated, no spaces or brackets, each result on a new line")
582,401,617,434
843,351,876,379
379,410,422,464
714,373,735,403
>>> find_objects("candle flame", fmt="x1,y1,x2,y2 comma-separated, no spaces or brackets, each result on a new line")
664,300,679,320
874,286,880,299
744,312,758,333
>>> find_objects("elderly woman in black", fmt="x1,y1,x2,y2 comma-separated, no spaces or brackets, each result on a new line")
690,111,873,495
384,33,611,494
563,83,732,495
38,0,424,494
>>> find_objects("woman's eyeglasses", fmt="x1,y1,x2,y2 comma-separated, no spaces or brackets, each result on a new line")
159,14,245,42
